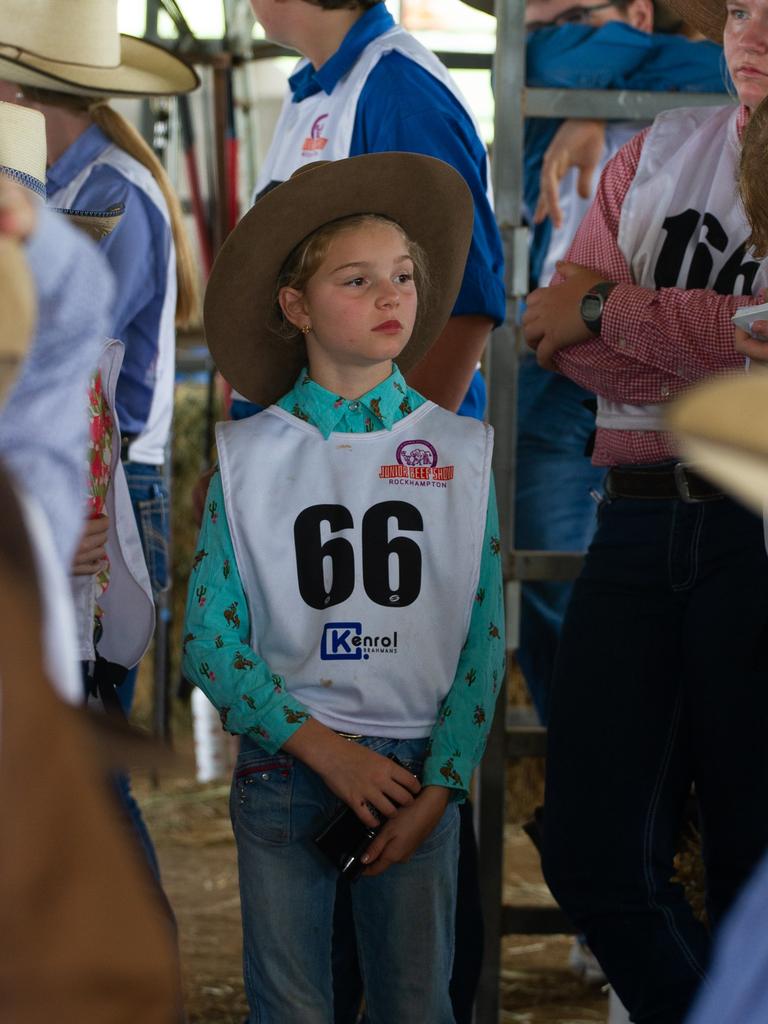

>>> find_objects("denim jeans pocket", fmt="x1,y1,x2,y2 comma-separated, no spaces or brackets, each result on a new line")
136,490,169,595
231,751,294,844
412,800,459,858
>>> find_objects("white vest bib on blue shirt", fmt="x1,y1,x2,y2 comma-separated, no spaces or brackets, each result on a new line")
49,145,177,465
254,25,492,199
598,105,768,434
216,402,493,737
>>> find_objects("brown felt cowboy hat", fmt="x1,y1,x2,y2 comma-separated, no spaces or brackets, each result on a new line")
204,152,474,407
0,0,198,98
662,0,724,41
461,0,495,13
666,371,768,514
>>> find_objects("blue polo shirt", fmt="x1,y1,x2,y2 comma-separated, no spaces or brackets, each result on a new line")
47,125,173,437
268,3,505,421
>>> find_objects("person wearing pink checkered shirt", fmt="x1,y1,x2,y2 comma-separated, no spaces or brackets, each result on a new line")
522,0,768,1021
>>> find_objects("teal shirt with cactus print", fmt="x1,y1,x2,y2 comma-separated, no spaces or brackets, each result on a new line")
183,365,505,798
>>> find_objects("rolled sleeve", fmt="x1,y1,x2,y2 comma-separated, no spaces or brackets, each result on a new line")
182,470,311,751
423,476,506,799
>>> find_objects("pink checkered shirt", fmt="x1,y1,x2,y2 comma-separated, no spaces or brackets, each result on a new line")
552,105,756,466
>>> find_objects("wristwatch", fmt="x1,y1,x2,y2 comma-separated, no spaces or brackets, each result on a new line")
580,281,617,335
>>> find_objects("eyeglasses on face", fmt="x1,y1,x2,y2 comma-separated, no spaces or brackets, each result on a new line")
526,1,617,31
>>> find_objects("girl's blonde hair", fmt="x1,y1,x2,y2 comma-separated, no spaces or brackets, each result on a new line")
23,87,198,326
274,213,430,338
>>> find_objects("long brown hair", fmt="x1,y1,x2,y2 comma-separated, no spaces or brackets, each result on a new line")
23,86,198,326
741,95,768,259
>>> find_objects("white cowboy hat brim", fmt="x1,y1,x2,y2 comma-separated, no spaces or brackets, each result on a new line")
0,34,198,98
666,371,768,514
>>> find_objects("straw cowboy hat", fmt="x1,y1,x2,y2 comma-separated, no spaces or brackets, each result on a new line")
0,100,124,237
666,371,768,514
0,101,39,391
0,238,35,399
0,98,126,397
204,152,474,407
0,0,198,98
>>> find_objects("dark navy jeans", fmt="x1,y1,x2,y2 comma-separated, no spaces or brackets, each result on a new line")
541,490,768,1024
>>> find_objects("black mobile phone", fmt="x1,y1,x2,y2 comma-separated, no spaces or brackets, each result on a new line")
313,754,409,881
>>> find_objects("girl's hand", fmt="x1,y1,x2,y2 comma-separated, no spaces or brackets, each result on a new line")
71,513,110,575
0,179,38,242
735,324,768,363
282,719,421,827
361,786,451,877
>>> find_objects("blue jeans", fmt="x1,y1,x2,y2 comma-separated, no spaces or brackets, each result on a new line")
119,461,169,713
515,356,605,721
541,490,768,1024
231,735,459,1024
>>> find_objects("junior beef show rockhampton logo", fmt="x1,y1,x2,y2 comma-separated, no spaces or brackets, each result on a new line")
378,439,454,488
302,113,329,156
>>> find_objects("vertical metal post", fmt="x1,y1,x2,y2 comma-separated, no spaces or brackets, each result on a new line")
211,55,233,256
476,0,528,1021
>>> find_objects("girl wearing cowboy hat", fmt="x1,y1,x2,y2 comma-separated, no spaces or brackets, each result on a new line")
183,152,505,1024
0,0,199,711
521,0,768,1020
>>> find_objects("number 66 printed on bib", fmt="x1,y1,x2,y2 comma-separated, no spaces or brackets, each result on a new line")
293,501,423,610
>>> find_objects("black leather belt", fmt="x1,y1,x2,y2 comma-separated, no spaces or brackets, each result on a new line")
604,464,724,502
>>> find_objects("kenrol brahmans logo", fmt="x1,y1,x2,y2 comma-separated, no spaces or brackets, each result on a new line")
379,439,454,489
302,113,329,156
321,622,399,661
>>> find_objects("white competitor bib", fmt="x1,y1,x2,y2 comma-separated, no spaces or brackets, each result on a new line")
217,402,493,738
253,25,492,200
598,105,768,433
49,146,177,465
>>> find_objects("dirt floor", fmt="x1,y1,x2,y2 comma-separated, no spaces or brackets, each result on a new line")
135,766,610,1024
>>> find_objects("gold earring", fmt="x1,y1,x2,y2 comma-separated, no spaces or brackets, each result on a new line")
300,324,312,336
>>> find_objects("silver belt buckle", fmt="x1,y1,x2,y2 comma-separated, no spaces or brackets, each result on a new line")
673,462,697,503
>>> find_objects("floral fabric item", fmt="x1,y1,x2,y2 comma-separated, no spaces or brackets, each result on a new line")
86,369,114,638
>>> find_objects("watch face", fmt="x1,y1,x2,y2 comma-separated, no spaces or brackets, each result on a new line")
581,294,603,321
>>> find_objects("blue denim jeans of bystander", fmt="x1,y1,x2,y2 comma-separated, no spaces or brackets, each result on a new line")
515,356,606,721
231,735,459,1024
541,488,768,1024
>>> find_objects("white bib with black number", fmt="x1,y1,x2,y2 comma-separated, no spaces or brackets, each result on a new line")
598,105,768,432
216,402,493,738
